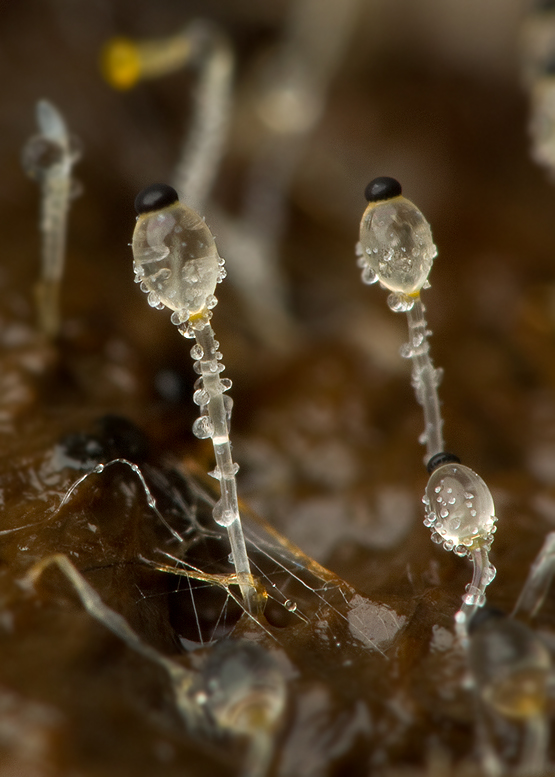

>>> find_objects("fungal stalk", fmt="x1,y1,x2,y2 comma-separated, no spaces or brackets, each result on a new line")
356,177,498,633
102,22,233,215
22,99,81,338
219,0,363,349
512,531,555,620
190,641,286,777
131,183,260,614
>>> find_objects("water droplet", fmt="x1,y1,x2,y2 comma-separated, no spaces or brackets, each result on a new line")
463,586,485,607
192,415,214,439
443,539,454,551
190,343,203,360
220,378,232,392
171,310,185,326
284,599,297,612
223,395,234,416
440,507,449,519
210,461,239,479
361,266,378,285
412,332,424,348
206,294,218,309
147,291,161,308
448,497,456,505
193,388,209,406
180,321,196,338
213,501,236,527
483,564,496,584
454,545,467,557
399,343,413,359
387,292,415,313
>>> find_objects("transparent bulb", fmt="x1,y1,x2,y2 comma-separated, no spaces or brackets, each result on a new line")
422,463,497,553
132,202,220,318
469,615,551,720
358,196,437,294
195,640,286,735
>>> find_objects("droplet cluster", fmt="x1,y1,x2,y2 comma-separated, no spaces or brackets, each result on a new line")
188,324,232,443
422,463,497,556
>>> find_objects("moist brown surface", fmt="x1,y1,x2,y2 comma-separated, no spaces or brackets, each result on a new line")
0,2,552,775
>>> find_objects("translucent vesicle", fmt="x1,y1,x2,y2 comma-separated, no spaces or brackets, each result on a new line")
132,203,220,318
358,197,437,294
423,463,497,552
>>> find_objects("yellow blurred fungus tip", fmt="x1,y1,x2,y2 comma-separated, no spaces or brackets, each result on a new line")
101,37,142,90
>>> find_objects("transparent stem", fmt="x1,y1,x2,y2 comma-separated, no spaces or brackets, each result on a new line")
455,546,494,638
243,732,274,777
517,714,549,777
188,318,259,613
172,21,233,214
474,696,504,777
133,34,192,81
512,531,555,619
405,295,444,461
213,0,362,352
23,100,80,338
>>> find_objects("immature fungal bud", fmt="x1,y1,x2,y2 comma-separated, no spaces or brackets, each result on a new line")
132,183,221,318
194,640,286,736
468,609,551,720
101,33,193,91
422,462,497,556
356,176,437,294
